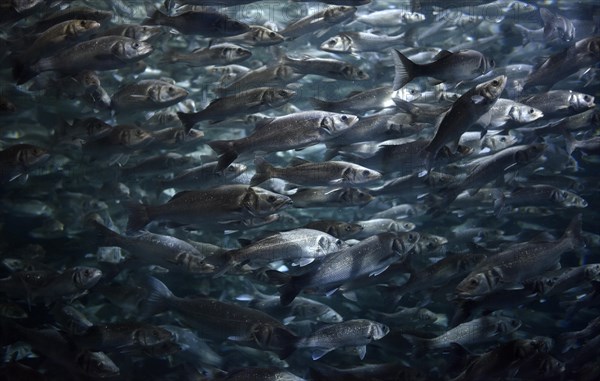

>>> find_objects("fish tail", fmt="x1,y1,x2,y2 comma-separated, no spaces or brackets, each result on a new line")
86,215,121,246
513,24,531,46
208,140,238,172
392,49,418,91
562,213,584,250
12,57,38,85
126,202,151,233
275,328,300,360
401,333,429,356
309,97,334,111
250,156,274,186
139,276,174,318
279,278,302,306
560,128,577,156
177,111,200,134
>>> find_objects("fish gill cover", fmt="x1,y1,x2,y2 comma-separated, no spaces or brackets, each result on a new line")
0,0,599,380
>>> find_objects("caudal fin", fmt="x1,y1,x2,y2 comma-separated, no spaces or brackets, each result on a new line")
310,97,336,112
208,140,238,172
13,57,39,85
562,213,584,250
139,276,175,319
250,157,274,186
279,278,302,306
177,111,200,133
126,202,151,233
392,49,418,91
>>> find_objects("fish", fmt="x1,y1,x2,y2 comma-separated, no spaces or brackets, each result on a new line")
277,232,420,305
177,87,296,131
211,228,345,276
279,5,357,40
320,31,404,54
143,8,250,37
456,214,584,297
127,185,292,232
13,36,153,84
207,111,358,171
111,79,189,112
141,276,299,359
293,319,389,360
251,157,381,187
161,43,252,67
422,75,507,171
392,49,495,90
0,144,50,185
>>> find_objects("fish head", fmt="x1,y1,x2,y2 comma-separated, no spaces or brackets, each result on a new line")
76,351,120,378
68,19,101,36
479,75,507,101
496,317,522,335
417,308,438,324
569,92,595,111
152,83,188,104
318,309,344,323
584,264,600,280
318,234,345,254
17,144,50,168
403,11,426,23
367,321,390,340
264,88,296,107
511,105,544,124
254,26,284,44
223,163,248,179
320,34,351,53
392,86,422,103
245,187,293,216
330,112,359,133
223,45,252,61
72,266,103,290
392,231,420,255
514,143,546,164
134,325,175,347
392,221,415,233
117,126,154,147
456,268,501,296
559,190,588,208
340,188,373,205
117,39,153,61
325,6,357,22
483,134,518,151
133,25,164,42
340,64,369,80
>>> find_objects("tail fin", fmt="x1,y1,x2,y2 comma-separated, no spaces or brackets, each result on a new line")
126,202,151,233
392,49,418,91
250,157,274,186
561,213,584,250
401,333,430,356
513,24,531,46
207,140,238,172
278,276,304,306
560,128,577,156
139,276,175,318
87,216,122,247
310,97,336,111
13,58,38,85
177,111,200,134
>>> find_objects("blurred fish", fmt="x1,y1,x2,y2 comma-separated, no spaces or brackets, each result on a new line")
0,144,50,185
280,5,356,40
143,8,249,37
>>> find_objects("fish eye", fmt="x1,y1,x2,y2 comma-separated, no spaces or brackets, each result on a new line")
489,59,495,67
132,42,140,49
529,108,535,114
267,195,277,202
408,233,417,241
500,137,506,142
362,170,370,176
357,70,365,77
278,90,288,96
237,48,245,53
469,278,479,286
341,115,348,121
492,80,499,86
583,95,591,101
269,32,276,38
327,39,336,46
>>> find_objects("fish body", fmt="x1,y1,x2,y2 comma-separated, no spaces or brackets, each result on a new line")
14,36,153,84
111,79,188,112
423,75,507,170
278,232,419,305
127,185,292,231
456,214,584,297
177,87,296,131
208,111,358,171
295,319,389,360
144,8,249,37
392,49,495,90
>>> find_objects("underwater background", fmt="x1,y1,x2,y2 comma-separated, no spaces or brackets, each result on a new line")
0,0,599,380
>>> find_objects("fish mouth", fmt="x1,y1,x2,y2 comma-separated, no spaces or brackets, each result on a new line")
137,42,154,57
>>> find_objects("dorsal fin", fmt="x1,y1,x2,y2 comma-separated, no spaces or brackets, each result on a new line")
169,190,192,201
432,49,453,60
254,117,275,130
290,157,310,166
